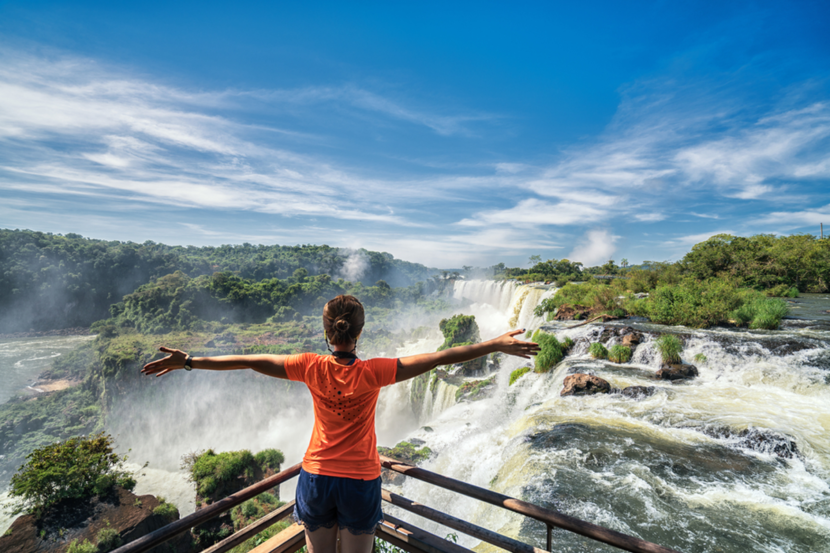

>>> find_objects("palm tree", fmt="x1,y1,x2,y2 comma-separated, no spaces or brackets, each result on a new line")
621,258,629,269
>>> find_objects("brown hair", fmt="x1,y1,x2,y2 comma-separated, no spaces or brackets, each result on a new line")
323,295,365,345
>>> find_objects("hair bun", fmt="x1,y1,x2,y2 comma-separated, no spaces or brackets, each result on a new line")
334,319,350,332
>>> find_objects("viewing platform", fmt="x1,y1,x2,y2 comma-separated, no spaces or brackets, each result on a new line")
111,455,682,553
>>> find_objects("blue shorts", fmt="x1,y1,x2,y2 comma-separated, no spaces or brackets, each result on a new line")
293,468,383,535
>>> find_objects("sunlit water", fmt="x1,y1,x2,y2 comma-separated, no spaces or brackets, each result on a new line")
2,285,829,552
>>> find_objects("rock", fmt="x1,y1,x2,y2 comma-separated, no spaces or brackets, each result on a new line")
700,426,800,460
560,374,611,396
620,386,656,399
655,363,699,381
620,332,642,348
0,487,189,553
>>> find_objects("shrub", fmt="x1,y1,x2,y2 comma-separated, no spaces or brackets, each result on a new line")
561,336,575,350
749,298,789,330
693,353,707,363
254,449,285,471
8,433,135,517
67,540,98,553
509,367,531,386
531,330,565,373
153,499,179,522
96,526,122,552
607,345,632,364
729,296,789,330
189,449,256,497
655,335,683,364
588,343,608,359
377,441,432,463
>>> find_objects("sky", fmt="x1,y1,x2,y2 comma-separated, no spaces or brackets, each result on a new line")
1,0,829,268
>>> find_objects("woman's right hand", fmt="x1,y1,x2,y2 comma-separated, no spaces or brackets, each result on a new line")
141,346,187,377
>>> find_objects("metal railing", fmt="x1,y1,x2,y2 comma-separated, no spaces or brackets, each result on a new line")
112,456,683,553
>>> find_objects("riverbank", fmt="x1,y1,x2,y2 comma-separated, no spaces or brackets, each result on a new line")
0,327,93,340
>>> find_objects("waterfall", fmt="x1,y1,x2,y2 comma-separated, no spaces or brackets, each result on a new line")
385,284,830,552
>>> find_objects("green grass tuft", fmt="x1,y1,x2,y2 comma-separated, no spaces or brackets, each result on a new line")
607,345,632,363
693,353,707,363
509,367,531,386
588,342,608,359
531,330,565,373
655,335,683,364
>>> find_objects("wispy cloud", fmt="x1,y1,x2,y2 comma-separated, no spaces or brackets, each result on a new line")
568,229,619,266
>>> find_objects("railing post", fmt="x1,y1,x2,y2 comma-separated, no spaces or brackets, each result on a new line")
546,524,552,551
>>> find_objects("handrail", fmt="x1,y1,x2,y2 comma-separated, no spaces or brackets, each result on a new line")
382,488,544,553
380,455,683,553
110,462,302,553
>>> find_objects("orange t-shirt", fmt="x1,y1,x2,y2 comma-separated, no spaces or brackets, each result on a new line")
285,353,398,480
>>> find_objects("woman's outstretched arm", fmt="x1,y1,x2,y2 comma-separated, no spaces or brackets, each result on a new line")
395,329,539,383
141,347,289,379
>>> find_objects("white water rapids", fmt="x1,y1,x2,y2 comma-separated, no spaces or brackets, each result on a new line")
1,281,828,552
376,281,830,552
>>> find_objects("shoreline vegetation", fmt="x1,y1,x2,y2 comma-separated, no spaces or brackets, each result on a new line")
0,229,827,549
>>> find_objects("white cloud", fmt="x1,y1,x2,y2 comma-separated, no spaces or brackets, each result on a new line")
568,229,619,266
456,198,606,227
634,212,667,222
756,203,830,228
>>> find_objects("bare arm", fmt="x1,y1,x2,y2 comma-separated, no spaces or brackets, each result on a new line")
141,346,289,379
395,329,539,383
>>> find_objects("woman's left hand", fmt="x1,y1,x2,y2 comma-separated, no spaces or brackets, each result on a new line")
141,346,188,377
491,329,541,359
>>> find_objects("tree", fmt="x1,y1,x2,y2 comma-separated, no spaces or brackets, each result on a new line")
9,433,136,516
621,258,629,268
528,255,542,266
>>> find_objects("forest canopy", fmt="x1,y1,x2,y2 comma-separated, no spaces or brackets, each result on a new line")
0,229,436,333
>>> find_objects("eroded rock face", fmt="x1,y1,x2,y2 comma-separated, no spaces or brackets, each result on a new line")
0,487,188,553
560,374,611,396
655,363,699,381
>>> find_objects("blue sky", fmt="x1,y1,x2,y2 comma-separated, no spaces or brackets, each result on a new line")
1,1,829,268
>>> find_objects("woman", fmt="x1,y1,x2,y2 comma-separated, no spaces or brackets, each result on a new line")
142,294,539,553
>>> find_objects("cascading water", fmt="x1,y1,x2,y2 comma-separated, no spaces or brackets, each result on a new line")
383,287,830,553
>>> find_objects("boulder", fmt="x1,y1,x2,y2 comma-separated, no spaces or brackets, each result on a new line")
620,385,656,399
560,374,611,396
655,363,699,381
621,332,642,348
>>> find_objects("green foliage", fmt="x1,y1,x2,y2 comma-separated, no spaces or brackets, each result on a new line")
437,315,480,351
655,335,683,365
680,233,830,293
588,343,608,359
728,296,789,330
693,353,708,363
254,449,285,471
607,345,632,364
628,277,763,329
509,367,531,386
67,539,98,553
189,449,256,498
377,441,432,463
8,433,133,517
96,525,122,552
561,336,575,350
153,499,179,522
534,280,626,319
0,230,435,333
454,377,494,401
531,330,565,373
